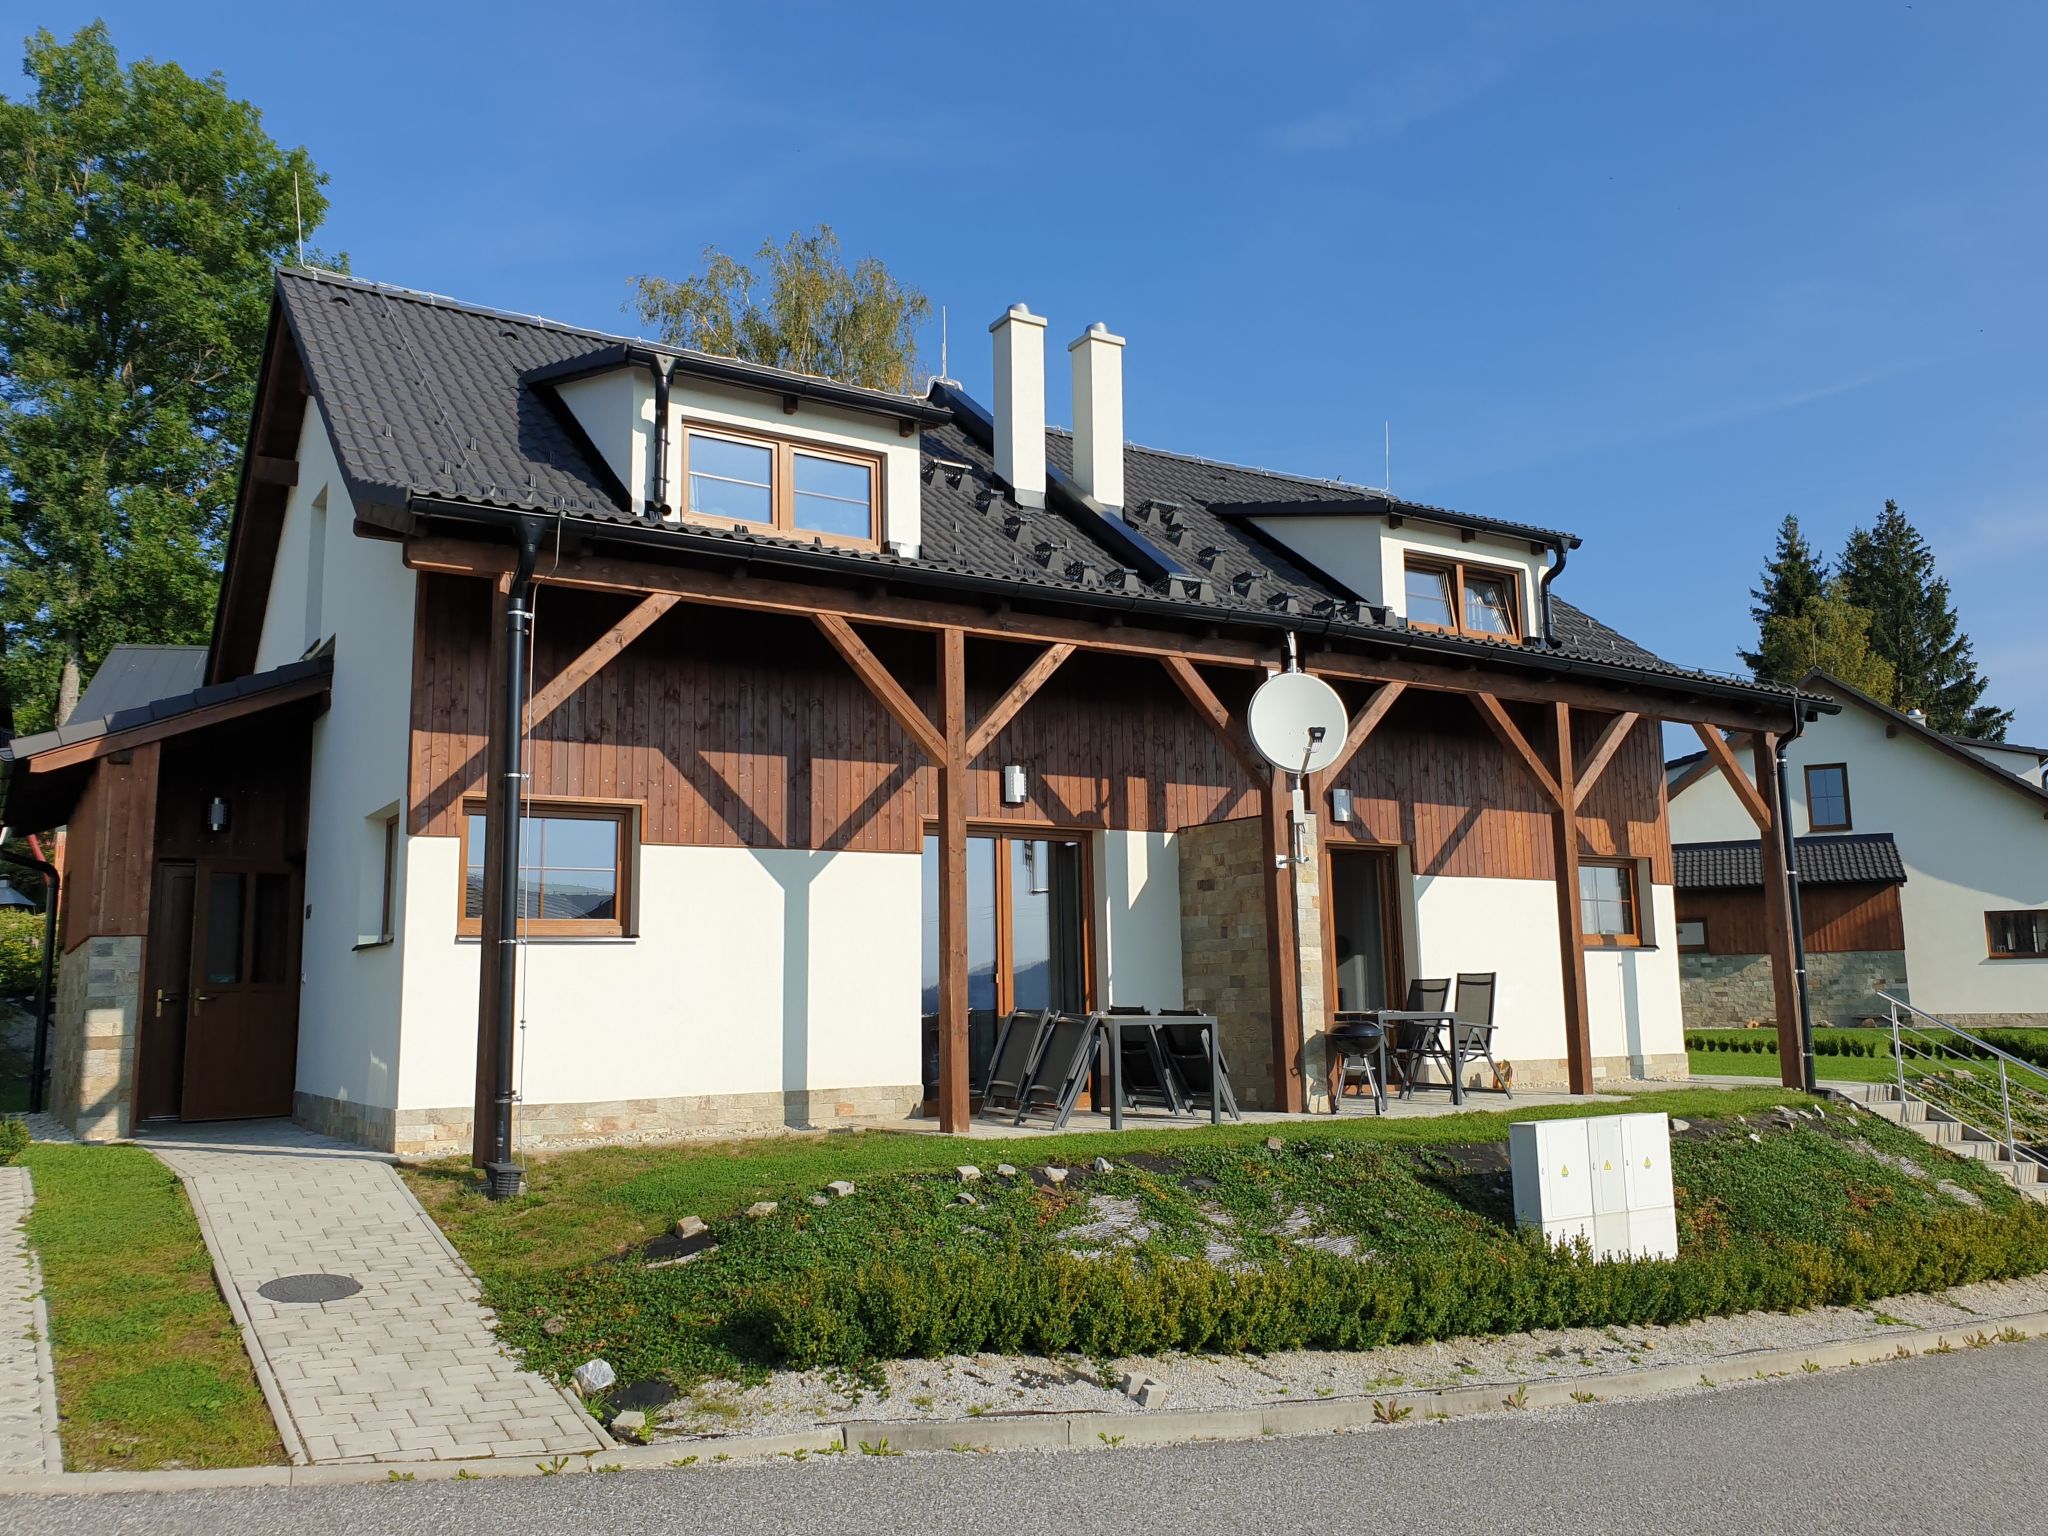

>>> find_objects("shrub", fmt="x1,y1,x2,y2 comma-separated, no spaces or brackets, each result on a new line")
0,1119,28,1166
0,909,44,1000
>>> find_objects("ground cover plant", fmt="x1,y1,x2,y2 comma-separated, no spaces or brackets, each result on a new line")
407,1085,2048,1398
25,1145,283,1469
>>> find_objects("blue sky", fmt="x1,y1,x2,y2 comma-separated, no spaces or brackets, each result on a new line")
25,2,2048,745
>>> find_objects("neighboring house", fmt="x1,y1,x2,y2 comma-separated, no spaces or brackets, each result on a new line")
1,269,1820,1153
1668,670,2048,1029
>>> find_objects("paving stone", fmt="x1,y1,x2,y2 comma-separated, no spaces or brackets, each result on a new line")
0,1169,62,1475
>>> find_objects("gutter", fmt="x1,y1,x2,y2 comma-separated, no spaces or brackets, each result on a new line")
1773,711,1819,1093
624,348,675,517
1537,536,1568,649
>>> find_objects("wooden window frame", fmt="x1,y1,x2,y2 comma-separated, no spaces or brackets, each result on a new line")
1985,909,2048,960
1319,840,1409,1019
458,796,638,939
1578,857,1644,948
1804,762,1853,832
1402,554,1524,642
678,423,883,550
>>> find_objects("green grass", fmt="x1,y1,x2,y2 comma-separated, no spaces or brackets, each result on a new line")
24,1145,283,1470
1689,1047,1902,1083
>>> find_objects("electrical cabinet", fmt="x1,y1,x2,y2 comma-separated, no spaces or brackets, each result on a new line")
1511,1112,1678,1262
1509,1118,1592,1225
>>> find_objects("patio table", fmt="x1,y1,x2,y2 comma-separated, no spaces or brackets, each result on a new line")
1376,1010,1465,1106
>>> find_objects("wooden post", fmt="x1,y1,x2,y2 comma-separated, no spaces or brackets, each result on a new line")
935,627,971,1132
1550,702,1594,1094
1263,770,1306,1113
1752,730,1806,1089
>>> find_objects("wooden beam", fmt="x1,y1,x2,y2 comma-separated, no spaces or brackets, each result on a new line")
1691,723,1773,831
1752,731,1807,1090
1549,702,1594,1095
247,453,298,487
965,641,1075,760
812,613,946,763
23,672,332,774
523,593,679,729
1470,693,1565,808
1568,710,1642,812
1159,656,1266,780
935,627,971,1133
1262,770,1306,1114
1310,681,1406,796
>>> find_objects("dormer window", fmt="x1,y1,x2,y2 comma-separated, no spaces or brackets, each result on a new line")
1403,555,1522,640
681,425,880,548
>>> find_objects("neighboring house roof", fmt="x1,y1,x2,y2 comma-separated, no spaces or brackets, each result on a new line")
4,656,332,767
1674,833,1907,890
1797,670,2048,817
70,644,208,725
236,265,1821,714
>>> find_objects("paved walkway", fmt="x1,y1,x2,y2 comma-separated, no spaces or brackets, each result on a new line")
143,1121,608,1465
0,1166,63,1474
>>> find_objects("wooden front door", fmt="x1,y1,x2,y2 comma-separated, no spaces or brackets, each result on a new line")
180,861,299,1121
136,862,196,1121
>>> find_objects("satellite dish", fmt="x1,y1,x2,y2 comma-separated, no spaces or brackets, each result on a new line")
1247,670,1349,775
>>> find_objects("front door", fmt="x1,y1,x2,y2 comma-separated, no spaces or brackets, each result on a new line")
136,862,196,1120
1326,845,1404,1014
181,861,300,1121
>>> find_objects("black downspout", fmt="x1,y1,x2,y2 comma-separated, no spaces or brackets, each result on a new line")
1774,715,1818,1093
628,350,674,517
0,848,58,1114
1537,538,1569,648
484,517,546,1200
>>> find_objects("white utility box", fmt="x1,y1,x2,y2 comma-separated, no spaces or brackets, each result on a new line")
1509,1112,1678,1262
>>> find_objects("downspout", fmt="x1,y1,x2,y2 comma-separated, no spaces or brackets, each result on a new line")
1774,712,1817,1093
484,516,546,1200
1537,537,1569,648
0,840,58,1115
626,350,674,517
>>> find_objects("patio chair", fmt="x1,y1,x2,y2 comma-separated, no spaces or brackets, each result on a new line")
1112,1013,1186,1117
982,1008,1051,1111
1154,1012,1241,1122
1329,1010,1387,1114
1390,977,1452,1095
1013,1011,1102,1129
1448,972,1510,1097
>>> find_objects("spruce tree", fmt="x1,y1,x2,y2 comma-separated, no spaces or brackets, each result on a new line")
1740,515,1827,681
1837,501,2011,739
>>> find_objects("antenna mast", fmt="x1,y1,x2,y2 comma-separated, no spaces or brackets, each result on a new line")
1383,420,1390,492
940,305,949,381
293,172,306,266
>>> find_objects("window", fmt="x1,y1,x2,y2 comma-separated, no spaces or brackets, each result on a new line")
681,426,880,547
1986,910,2048,959
1579,860,1642,946
1403,556,1522,641
1805,763,1851,832
1676,918,1708,952
460,801,634,938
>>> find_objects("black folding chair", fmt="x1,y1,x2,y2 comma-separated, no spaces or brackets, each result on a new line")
1155,1013,1241,1122
1390,977,1452,1094
1013,1011,1102,1129
1106,1006,1184,1116
981,1008,1051,1112
1329,1010,1387,1114
1449,972,1510,1097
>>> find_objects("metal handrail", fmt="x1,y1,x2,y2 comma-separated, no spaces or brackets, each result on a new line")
1879,992,2047,1171
1875,990,2046,1078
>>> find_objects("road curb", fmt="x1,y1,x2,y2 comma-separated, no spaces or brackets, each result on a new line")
5,1309,2044,1494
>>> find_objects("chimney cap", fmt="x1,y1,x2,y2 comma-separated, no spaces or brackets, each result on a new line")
1068,321,1126,351
989,302,1047,333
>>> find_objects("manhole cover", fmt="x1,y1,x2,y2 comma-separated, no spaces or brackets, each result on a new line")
257,1273,362,1304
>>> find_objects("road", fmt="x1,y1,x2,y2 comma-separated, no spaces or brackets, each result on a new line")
2,1340,2039,1536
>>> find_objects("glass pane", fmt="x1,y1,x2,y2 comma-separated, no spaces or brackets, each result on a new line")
464,816,486,919
252,873,291,985
1463,573,1515,635
1330,854,1390,1012
967,836,998,1013
1808,767,1848,827
920,835,939,1013
1578,864,1634,937
792,453,873,538
1404,565,1455,627
688,435,773,523
1009,840,1054,1011
204,871,247,985
794,453,871,503
538,816,615,868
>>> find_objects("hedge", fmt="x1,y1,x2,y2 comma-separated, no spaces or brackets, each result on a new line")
1687,1025,2048,1072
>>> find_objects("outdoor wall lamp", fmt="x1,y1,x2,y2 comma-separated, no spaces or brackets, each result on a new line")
206,796,231,835
1001,764,1029,807
1330,786,1354,824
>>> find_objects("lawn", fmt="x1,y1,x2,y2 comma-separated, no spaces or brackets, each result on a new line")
406,1083,2048,1397
1689,1046,1900,1083
24,1145,284,1470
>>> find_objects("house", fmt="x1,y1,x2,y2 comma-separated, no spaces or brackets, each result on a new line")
1668,670,2048,1029
1,269,1825,1158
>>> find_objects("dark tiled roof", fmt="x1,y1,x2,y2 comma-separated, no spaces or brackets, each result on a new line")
71,645,208,725
269,267,1810,705
6,656,333,761
1673,833,1907,890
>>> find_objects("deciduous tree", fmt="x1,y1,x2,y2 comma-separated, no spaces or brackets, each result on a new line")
1756,579,1896,701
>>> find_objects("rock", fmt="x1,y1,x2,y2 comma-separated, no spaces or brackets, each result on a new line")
572,1359,617,1399
809,1193,830,1207
1747,1132,1763,1144
1134,1380,1168,1410
1117,1369,1141,1394
745,1201,779,1218
956,1191,979,1206
674,1216,708,1241
995,1164,1018,1179
610,1409,647,1441
827,1180,856,1198
1671,1119,1691,1133
1092,1156,1113,1174
1042,1166,1068,1185
542,1315,567,1336
956,1165,982,1183
646,1245,717,1269
1264,1136,1285,1152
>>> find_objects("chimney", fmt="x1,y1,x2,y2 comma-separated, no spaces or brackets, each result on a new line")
1068,322,1126,509
989,304,1047,508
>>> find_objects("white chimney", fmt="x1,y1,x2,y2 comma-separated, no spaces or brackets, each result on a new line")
989,303,1047,508
1068,323,1126,509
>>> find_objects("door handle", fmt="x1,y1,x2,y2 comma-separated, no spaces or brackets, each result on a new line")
194,993,212,1011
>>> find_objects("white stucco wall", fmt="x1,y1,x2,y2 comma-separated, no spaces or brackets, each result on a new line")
1249,514,1550,629
394,839,922,1112
1669,706,2048,1019
252,400,418,1117
1096,831,1184,1008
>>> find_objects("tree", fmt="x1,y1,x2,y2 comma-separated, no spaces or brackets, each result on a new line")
1756,579,1896,701
0,24,331,730
630,225,929,394
1838,500,2011,739
1740,514,1826,682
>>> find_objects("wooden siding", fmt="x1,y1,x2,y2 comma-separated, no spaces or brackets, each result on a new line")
1678,881,1905,955
58,741,160,950
409,575,1673,877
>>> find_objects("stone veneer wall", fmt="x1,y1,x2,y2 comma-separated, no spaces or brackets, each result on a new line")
1177,813,1328,1112
48,936,143,1141
296,1084,924,1158
1679,949,1909,1028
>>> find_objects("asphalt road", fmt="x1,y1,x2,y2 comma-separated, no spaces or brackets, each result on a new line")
4,1340,2041,1536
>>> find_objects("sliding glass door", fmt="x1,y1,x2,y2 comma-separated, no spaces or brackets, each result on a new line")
1326,845,1403,1014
